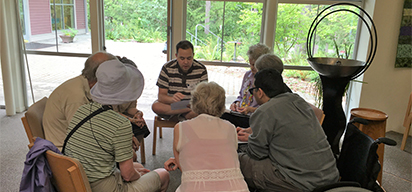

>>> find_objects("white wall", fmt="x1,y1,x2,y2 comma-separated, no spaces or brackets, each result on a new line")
359,0,412,135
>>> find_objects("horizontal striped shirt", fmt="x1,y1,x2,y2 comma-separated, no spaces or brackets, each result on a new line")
64,102,134,183
156,59,208,98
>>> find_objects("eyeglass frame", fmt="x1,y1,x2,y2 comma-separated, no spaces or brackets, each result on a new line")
248,87,259,95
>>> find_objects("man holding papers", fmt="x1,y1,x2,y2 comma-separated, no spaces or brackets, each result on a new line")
152,40,208,120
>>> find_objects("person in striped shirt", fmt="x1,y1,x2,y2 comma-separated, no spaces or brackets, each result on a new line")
152,40,208,120
65,60,170,192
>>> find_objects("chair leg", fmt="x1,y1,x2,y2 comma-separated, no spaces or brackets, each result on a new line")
140,138,145,164
153,122,158,155
401,124,411,150
159,126,163,138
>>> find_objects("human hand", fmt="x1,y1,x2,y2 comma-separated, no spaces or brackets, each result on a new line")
132,136,140,151
136,167,150,175
238,106,256,115
237,127,252,142
230,102,239,111
164,157,178,171
133,110,143,119
172,92,186,103
130,116,146,127
243,127,253,134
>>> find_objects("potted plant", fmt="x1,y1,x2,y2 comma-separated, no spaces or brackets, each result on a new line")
60,27,78,43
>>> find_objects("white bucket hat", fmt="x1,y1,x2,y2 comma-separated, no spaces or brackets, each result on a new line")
90,59,144,105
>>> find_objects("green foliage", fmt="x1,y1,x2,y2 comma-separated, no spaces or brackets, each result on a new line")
101,0,360,67
196,37,221,61
186,1,261,61
104,0,167,42
309,5,358,58
62,27,78,37
274,4,313,60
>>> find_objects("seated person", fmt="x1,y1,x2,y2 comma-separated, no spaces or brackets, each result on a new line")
220,43,271,128
64,60,169,192
112,57,150,140
237,68,339,191
255,53,292,93
164,82,249,192
43,51,117,151
152,40,208,120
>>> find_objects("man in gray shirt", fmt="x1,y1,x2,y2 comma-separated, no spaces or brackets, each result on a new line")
237,68,339,191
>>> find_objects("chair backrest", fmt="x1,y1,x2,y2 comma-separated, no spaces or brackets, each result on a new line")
309,102,325,125
404,92,412,128
45,150,92,192
21,97,48,148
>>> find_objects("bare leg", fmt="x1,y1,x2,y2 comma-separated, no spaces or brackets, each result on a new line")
154,168,170,192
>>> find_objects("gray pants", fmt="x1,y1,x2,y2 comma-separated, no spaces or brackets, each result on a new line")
238,153,303,192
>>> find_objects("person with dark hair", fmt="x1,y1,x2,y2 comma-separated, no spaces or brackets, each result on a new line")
220,43,271,128
43,51,117,150
163,82,248,192
237,68,339,191
152,40,208,120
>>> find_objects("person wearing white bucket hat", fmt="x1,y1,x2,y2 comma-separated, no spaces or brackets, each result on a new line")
64,60,170,192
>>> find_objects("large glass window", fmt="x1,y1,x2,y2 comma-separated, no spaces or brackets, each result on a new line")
19,0,26,35
186,0,263,63
274,3,360,106
275,3,359,67
17,0,91,54
50,0,75,30
24,55,86,106
103,0,168,119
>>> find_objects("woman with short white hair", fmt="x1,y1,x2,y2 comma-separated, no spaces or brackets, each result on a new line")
164,82,249,192
221,43,271,128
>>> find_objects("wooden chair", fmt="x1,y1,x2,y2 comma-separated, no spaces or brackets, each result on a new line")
309,103,326,125
401,92,412,151
152,116,178,155
21,97,48,148
45,150,92,192
135,135,146,164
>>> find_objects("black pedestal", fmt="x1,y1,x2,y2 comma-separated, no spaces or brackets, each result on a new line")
320,75,351,155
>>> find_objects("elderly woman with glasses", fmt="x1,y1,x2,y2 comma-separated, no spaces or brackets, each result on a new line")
164,82,249,192
220,43,271,128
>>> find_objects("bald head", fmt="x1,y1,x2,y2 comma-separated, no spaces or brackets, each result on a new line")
82,51,117,84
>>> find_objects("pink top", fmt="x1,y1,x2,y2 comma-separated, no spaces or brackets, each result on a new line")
176,114,249,192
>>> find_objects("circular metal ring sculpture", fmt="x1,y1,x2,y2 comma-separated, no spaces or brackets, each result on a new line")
306,2,377,79
305,3,378,155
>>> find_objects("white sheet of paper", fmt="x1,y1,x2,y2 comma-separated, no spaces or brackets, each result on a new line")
171,99,190,110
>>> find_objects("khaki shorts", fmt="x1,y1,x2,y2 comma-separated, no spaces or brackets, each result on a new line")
91,169,161,192
238,153,303,192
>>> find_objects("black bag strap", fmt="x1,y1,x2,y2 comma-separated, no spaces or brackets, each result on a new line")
62,105,112,154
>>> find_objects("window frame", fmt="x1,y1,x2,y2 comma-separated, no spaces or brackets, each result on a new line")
171,0,363,70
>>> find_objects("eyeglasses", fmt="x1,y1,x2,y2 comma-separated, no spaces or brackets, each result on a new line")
248,87,258,95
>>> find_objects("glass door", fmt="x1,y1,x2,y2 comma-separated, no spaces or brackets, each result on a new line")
103,0,169,119
19,0,92,54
